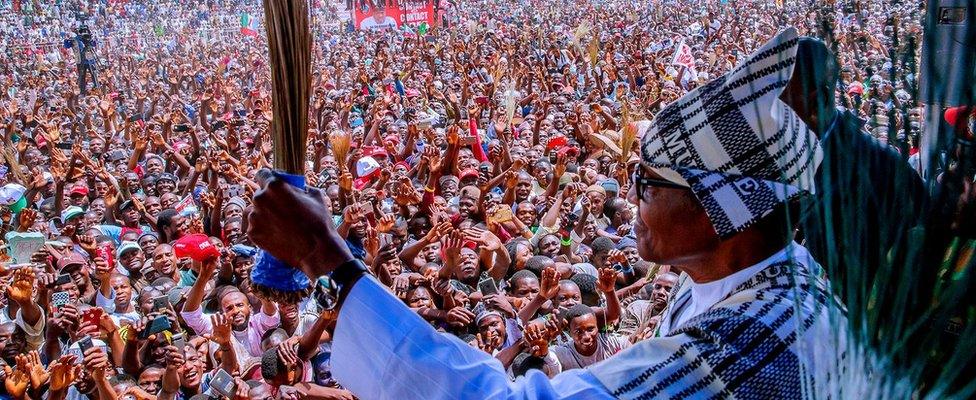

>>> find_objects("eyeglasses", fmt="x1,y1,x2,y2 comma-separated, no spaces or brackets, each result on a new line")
632,171,689,201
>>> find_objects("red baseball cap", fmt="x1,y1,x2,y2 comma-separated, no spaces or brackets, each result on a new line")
69,185,89,197
459,168,480,181
173,233,221,262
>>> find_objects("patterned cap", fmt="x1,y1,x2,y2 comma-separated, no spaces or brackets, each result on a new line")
640,28,822,238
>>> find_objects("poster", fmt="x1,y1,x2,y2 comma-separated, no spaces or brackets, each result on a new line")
354,0,435,31
671,39,696,70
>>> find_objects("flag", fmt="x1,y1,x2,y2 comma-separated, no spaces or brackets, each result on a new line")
418,22,429,35
240,12,259,36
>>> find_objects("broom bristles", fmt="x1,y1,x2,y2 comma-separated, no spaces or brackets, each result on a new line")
263,0,312,174
330,130,351,171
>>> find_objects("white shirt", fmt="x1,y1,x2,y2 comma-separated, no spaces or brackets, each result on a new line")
658,242,806,335
360,16,397,30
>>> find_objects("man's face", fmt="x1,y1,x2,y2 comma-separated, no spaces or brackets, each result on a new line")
110,275,133,310
61,263,88,290
152,245,178,277
477,314,506,347
515,177,532,200
556,282,582,309
441,180,459,199
146,158,164,175
456,248,479,281
510,276,540,300
124,173,141,189
122,207,141,226
421,242,441,262
516,203,536,227
390,225,408,250
180,347,204,388
145,197,162,218
139,235,159,255
458,196,477,219
138,368,164,394
224,221,243,244
627,168,719,265
160,193,179,209
0,323,25,362
538,235,560,258
622,246,640,266
569,313,600,356
156,180,175,194
651,274,678,308
406,286,433,308
587,191,606,214
120,249,145,273
221,292,252,330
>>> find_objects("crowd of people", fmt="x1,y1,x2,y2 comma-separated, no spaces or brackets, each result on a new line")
0,0,927,399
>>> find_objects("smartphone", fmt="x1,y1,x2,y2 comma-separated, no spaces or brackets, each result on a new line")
210,369,236,398
55,141,73,150
139,315,172,339
77,335,94,355
152,295,171,311
81,307,104,327
417,119,432,130
54,273,72,287
475,96,489,107
490,207,514,225
173,124,190,132
478,277,500,296
51,291,70,312
170,332,186,351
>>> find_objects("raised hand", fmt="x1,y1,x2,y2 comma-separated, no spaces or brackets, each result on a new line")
445,307,475,328
539,266,559,300
47,354,80,392
77,234,97,255
597,267,617,294
4,356,29,399
523,323,550,357
25,351,48,389
463,227,502,251
276,340,300,369
93,256,112,282
441,230,463,266
7,268,35,305
207,313,233,347
16,208,37,231
375,214,396,233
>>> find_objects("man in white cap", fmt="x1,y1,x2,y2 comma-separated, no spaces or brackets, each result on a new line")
247,28,847,399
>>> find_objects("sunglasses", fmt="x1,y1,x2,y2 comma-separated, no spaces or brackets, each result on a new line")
632,170,689,201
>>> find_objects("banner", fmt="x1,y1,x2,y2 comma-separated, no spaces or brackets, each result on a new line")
240,12,259,36
671,39,695,70
354,0,435,31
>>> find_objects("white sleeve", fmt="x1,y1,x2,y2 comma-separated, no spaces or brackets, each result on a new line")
95,288,117,314
332,276,615,400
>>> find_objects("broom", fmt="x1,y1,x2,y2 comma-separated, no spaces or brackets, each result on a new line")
249,0,314,304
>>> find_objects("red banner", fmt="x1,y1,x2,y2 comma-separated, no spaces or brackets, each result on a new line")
354,0,435,31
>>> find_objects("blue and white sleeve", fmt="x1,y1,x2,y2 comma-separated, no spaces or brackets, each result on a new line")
332,276,614,400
